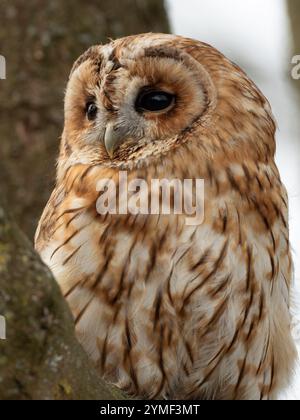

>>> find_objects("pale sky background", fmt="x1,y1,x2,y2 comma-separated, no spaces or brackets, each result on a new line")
167,0,300,399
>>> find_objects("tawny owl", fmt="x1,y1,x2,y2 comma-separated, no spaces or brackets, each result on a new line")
35,33,297,400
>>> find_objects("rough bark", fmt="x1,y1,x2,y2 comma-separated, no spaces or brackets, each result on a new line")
0,0,170,238
0,197,128,400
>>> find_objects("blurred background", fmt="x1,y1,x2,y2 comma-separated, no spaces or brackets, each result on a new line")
0,0,299,399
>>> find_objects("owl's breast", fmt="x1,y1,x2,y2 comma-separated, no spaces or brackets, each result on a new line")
38,199,234,398
37,165,294,399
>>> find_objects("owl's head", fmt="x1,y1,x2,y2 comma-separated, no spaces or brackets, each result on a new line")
60,33,275,174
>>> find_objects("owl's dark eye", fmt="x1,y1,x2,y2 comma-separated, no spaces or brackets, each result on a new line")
86,102,98,120
135,90,175,113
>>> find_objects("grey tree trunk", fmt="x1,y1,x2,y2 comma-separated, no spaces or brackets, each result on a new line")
288,0,300,99
0,0,170,238
288,0,300,55
0,197,128,400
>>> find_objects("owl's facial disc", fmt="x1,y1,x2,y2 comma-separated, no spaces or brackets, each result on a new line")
63,41,217,165
95,54,210,160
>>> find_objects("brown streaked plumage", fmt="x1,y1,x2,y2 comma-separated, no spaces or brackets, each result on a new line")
35,33,297,400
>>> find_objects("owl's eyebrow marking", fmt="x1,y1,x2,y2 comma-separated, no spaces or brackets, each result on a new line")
144,46,181,61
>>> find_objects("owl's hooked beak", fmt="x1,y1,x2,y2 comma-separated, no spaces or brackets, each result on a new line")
104,123,124,159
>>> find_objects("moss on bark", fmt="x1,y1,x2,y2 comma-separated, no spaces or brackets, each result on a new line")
0,198,127,399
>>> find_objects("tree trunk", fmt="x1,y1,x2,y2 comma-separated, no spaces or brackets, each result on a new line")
288,0,300,98
288,0,300,55
0,197,128,400
0,0,170,238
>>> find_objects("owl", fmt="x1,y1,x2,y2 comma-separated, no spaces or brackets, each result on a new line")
35,33,297,400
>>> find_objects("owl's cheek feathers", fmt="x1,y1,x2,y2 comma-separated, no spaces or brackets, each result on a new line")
62,35,220,165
